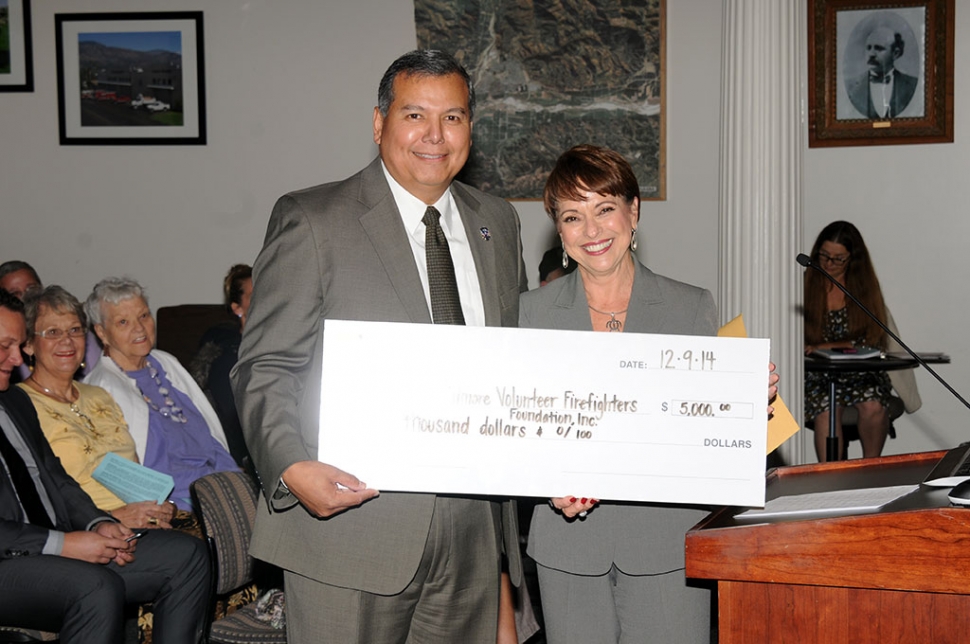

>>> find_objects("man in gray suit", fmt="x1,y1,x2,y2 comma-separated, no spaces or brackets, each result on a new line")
232,50,527,643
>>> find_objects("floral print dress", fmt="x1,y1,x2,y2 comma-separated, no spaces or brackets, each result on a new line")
805,307,893,420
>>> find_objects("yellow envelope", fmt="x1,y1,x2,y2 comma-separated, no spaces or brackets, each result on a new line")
718,314,799,454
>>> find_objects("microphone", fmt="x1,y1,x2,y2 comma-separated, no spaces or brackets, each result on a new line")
798,253,970,411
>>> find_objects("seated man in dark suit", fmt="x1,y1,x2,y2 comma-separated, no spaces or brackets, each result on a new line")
0,288,210,643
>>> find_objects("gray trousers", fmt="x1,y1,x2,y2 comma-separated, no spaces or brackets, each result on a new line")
285,496,502,644
536,563,711,644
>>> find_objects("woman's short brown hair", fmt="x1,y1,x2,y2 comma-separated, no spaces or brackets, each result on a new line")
543,145,640,221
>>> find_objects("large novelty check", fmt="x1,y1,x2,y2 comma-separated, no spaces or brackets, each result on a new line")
318,320,770,507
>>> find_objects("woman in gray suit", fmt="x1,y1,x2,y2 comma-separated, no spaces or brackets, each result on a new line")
520,145,776,644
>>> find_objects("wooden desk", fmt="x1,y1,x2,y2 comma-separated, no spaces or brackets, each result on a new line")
686,451,970,643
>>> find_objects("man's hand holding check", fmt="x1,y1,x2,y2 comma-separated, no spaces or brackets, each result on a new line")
282,460,379,518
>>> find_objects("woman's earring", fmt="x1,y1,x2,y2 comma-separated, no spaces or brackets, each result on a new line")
562,243,570,269
631,228,638,251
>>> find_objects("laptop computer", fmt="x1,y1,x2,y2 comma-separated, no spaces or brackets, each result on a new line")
923,442,970,487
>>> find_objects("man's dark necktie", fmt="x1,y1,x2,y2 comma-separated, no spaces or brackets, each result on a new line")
0,425,54,528
422,206,466,325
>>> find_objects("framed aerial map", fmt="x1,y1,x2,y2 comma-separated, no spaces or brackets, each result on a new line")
415,0,665,200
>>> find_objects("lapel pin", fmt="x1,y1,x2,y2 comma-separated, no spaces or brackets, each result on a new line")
479,227,491,241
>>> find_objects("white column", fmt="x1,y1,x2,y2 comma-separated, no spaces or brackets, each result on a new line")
719,0,806,464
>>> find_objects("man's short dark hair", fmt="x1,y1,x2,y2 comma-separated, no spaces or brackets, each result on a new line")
892,32,905,57
0,288,25,315
377,49,475,119
0,260,41,285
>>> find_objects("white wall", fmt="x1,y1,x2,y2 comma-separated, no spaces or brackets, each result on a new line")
1,0,722,308
34,5,952,459
803,7,970,457
1,1,418,305
7,1,964,461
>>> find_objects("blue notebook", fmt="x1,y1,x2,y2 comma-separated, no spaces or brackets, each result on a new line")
92,452,175,504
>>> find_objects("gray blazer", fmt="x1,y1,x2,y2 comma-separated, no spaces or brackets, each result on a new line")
232,157,527,594
520,258,717,575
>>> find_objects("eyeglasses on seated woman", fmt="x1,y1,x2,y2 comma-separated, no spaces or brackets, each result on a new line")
18,285,176,530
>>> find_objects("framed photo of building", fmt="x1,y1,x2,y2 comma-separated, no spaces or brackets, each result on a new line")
807,0,953,147
0,0,34,92
55,11,206,145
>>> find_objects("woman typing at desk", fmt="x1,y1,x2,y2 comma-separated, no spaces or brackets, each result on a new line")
804,220,920,461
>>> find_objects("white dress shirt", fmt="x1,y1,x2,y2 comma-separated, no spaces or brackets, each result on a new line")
869,75,894,118
382,162,486,327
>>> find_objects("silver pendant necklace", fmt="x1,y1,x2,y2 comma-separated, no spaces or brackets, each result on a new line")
587,305,627,332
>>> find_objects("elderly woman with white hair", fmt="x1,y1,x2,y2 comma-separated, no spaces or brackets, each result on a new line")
84,277,238,513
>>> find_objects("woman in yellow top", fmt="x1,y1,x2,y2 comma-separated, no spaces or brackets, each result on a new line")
17,285,175,529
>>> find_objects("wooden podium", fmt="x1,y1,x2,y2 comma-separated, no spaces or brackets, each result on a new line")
686,450,970,643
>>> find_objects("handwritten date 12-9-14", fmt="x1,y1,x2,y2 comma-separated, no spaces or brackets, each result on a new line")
661,349,716,370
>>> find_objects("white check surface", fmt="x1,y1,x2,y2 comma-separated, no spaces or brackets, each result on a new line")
318,320,770,507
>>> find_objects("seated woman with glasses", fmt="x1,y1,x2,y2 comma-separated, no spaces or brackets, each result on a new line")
803,220,920,460
17,285,177,529
21,284,262,644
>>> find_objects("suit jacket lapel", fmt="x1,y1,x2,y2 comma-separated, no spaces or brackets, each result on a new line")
625,261,667,334
0,409,24,523
357,159,432,324
0,394,68,529
552,258,667,334
452,182,501,326
547,272,593,331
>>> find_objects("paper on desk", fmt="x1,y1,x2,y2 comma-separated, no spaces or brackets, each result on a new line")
718,314,799,454
736,484,918,520
811,347,881,360
92,452,174,504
